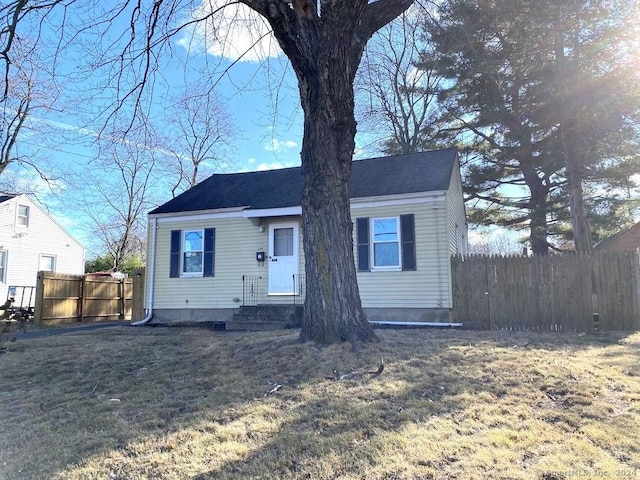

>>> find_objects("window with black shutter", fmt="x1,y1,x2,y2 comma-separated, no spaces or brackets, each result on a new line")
170,228,215,277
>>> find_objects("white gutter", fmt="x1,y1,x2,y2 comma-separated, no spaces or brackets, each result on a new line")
131,217,157,326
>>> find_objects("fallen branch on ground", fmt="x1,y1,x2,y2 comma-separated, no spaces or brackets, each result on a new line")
40,383,99,411
327,357,384,381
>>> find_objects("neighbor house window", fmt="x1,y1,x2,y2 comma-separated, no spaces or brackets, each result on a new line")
39,254,56,272
182,230,204,275
17,205,29,226
372,217,401,269
0,251,6,282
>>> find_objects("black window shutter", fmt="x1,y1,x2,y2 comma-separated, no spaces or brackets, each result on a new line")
401,214,416,271
203,228,215,277
356,217,370,272
170,230,181,278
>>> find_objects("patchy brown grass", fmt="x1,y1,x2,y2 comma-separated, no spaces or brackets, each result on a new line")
1,326,639,480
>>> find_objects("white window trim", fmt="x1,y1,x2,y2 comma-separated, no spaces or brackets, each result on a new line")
16,204,29,227
0,250,7,283
181,229,204,277
39,254,56,272
371,216,402,271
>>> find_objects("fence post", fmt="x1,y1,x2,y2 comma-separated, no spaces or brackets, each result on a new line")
80,276,86,322
33,271,45,324
132,268,145,321
118,278,125,320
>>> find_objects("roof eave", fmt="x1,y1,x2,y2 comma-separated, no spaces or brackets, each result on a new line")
149,205,250,219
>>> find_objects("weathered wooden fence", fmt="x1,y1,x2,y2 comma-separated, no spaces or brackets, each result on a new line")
34,271,144,325
131,268,145,322
452,251,640,332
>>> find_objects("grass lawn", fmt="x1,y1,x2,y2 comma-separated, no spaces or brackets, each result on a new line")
1,325,639,479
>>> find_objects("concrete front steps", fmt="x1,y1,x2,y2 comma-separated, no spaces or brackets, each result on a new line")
226,304,303,331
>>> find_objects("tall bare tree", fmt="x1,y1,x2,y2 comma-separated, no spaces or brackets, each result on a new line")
82,125,160,271
0,0,414,348
0,71,30,177
0,37,60,194
162,83,235,197
357,4,443,155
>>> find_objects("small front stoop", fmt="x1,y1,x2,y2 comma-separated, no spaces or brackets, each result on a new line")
226,305,303,331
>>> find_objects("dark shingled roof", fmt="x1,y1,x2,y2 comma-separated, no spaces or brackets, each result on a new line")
150,148,458,215
0,195,15,204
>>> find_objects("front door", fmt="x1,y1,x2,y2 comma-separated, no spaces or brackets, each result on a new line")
268,222,299,295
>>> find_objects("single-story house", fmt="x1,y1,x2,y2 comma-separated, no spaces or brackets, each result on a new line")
142,148,468,324
0,194,85,306
594,222,640,252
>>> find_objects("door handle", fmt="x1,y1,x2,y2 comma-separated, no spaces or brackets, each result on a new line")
271,258,278,262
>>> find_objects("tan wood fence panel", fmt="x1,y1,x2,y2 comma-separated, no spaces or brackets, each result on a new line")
34,272,135,325
132,268,145,322
452,251,640,332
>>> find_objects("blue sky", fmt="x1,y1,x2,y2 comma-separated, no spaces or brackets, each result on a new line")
7,1,514,257
8,2,321,254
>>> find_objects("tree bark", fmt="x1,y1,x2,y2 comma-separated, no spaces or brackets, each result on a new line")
528,195,549,255
562,135,593,253
554,9,593,253
520,159,550,255
296,59,376,345
240,0,413,347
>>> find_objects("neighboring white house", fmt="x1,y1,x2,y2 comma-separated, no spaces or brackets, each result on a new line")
0,195,85,304
143,148,468,324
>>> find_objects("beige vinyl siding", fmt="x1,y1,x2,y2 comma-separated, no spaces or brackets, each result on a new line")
149,166,466,314
0,195,85,300
445,160,468,255
352,200,452,309
150,215,304,309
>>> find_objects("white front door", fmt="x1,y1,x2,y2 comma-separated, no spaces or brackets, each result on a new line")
268,222,299,295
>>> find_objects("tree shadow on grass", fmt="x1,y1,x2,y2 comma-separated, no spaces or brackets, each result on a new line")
189,330,640,479
1,327,638,480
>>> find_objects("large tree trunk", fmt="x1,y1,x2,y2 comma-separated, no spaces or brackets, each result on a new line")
561,131,592,253
292,7,380,347
529,198,549,255
518,143,551,255
554,11,593,253
240,0,413,347
521,165,550,255
297,58,377,346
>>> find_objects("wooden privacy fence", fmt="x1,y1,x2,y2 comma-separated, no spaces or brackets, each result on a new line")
452,251,640,332
34,270,146,325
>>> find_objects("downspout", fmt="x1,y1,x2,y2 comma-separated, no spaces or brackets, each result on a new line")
131,217,157,326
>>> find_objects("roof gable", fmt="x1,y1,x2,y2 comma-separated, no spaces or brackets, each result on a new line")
150,148,458,215
594,222,640,251
0,194,85,250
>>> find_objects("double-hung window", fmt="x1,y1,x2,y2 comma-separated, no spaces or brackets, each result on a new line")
170,228,215,278
356,214,416,272
372,217,401,270
17,205,29,227
0,251,6,282
182,230,204,276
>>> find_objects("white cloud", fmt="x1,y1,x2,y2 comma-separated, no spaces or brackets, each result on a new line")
263,138,298,152
177,1,282,62
256,161,285,171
